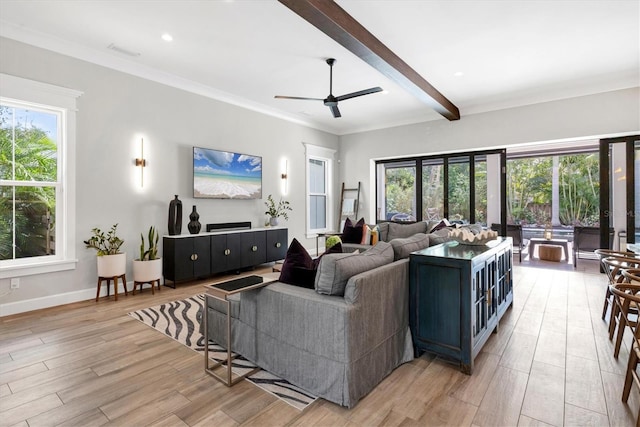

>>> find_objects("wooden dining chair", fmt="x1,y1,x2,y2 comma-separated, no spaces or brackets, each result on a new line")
610,271,640,425
602,256,640,352
596,249,639,320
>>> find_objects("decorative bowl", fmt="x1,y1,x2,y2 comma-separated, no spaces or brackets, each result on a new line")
449,228,498,246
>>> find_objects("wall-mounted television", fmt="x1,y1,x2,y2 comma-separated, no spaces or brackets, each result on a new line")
193,147,262,199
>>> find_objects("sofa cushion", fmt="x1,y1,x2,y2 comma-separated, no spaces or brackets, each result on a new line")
389,233,430,260
315,241,394,296
427,228,453,245
342,217,365,243
377,222,390,242
387,221,428,241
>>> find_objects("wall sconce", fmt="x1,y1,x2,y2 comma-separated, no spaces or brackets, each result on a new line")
135,138,146,187
281,158,288,195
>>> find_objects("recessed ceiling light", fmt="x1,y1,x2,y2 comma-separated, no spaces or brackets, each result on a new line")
453,71,464,77
381,90,389,95
162,33,173,42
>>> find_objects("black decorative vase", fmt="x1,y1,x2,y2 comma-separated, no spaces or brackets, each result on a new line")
168,195,182,235
188,205,201,234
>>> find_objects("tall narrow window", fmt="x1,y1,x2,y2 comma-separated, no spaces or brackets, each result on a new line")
309,158,327,230
305,143,335,235
1,105,58,261
0,74,81,277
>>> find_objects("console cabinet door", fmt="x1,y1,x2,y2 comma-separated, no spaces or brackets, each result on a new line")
192,236,211,278
241,231,266,267
266,229,288,261
163,236,209,282
211,234,243,274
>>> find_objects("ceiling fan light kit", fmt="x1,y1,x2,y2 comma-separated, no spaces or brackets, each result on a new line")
275,58,382,118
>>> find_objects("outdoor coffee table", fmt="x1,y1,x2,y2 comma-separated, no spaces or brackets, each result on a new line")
529,237,570,263
203,274,276,386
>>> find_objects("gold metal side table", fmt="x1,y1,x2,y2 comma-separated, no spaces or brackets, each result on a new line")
203,275,275,386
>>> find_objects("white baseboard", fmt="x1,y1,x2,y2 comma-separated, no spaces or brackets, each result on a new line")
0,280,134,317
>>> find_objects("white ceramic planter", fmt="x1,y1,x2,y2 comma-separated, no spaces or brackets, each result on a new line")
96,253,126,277
132,258,162,282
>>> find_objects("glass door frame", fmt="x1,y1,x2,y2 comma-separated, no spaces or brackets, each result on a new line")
599,135,638,247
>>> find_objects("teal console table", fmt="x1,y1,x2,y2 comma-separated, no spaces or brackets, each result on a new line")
409,237,513,374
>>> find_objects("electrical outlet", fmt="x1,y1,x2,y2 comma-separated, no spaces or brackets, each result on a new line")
10,278,19,289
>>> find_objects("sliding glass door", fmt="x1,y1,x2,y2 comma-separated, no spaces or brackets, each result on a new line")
376,149,505,226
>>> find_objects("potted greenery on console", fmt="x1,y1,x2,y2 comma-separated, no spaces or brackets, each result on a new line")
132,226,162,288
265,194,292,226
84,224,126,277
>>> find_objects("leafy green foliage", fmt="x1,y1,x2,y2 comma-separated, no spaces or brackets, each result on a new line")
507,154,599,226
385,167,415,217
84,224,124,256
139,226,159,260
264,194,292,220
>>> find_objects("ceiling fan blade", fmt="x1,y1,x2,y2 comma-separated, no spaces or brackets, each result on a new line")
329,105,341,118
274,95,324,101
336,87,383,102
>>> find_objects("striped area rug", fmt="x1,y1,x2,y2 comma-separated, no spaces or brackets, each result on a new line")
128,294,316,410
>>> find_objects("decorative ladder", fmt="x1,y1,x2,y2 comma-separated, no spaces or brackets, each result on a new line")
338,182,361,231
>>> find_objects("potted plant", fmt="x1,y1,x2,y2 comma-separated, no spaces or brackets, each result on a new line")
264,194,292,226
84,223,126,277
132,226,162,286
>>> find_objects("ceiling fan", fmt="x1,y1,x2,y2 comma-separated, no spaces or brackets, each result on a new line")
275,58,382,118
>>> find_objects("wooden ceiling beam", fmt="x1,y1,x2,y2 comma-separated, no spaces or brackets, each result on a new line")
278,0,460,121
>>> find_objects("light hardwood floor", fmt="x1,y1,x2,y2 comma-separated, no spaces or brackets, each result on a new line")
1,258,638,426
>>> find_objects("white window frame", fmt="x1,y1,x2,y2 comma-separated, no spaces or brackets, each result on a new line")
304,143,335,238
0,74,81,278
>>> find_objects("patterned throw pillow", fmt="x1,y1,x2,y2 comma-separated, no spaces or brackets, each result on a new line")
360,224,372,245
342,217,365,243
370,225,380,245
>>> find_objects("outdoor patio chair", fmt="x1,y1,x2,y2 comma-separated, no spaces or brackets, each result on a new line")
573,226,615,268
491,223,526,262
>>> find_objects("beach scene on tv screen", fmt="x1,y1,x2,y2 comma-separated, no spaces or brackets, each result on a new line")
194,147,262,199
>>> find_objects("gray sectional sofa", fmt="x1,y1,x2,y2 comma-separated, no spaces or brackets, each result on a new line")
201,238,429,408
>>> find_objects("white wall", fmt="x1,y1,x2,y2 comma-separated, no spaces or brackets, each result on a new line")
338,88,640,222
0,37,339,315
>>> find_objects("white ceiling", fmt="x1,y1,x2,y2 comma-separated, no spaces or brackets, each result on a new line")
0,0,638,135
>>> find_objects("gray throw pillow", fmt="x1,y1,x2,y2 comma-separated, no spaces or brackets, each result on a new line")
315,241,394,296
389,233,430,260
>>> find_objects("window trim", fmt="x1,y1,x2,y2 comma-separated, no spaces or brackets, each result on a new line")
304,143,335,238
0,73,82,278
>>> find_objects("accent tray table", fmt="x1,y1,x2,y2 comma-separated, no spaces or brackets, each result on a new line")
203,274,275,386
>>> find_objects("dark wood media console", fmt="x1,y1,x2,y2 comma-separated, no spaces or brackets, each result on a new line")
163,224,288,287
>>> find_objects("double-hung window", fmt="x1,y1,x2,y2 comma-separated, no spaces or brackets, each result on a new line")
304,143,335,236
0,74,81,278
